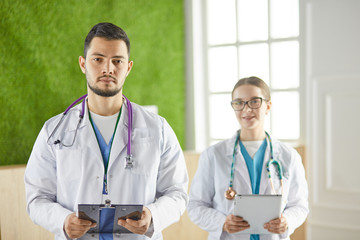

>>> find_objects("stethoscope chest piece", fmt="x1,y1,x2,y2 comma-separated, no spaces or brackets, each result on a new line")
225,187,236,200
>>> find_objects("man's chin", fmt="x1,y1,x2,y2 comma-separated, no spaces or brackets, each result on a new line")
88,85,121,97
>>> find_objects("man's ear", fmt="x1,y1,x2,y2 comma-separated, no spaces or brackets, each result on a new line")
126,60,134,77
79,56,86,74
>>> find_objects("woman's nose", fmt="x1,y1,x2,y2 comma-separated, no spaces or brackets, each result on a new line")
243,103,252,112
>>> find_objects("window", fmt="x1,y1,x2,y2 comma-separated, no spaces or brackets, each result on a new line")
188,0,301,150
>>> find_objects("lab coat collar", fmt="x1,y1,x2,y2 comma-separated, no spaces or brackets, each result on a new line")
64,97,132,169
107,99,132,169
224,131,240,158
226,130,281,194
66,97,132,131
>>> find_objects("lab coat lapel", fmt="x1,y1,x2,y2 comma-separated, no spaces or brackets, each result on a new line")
235,151,253,194
259,138,272,194
228,132,252,194
107,102,128,170
82,104,103,163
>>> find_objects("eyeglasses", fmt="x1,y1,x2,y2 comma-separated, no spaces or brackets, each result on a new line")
231,97,267,111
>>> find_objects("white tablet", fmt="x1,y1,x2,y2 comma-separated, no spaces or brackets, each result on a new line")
234,194,282,234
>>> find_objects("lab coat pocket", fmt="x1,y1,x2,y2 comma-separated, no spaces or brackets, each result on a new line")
129,140,159,177
132,128,155,143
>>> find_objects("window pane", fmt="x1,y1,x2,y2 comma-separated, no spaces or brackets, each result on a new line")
271,41,299,89
208,46,238,92
207,0,237,45
209,94,239,139
270,0,299,38
239,43,269,83
271,91,299,139
238,0,268,42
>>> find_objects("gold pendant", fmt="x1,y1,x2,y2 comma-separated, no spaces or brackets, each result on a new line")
225,187,236,200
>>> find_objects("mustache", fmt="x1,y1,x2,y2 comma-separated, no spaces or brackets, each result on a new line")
98,75,117,81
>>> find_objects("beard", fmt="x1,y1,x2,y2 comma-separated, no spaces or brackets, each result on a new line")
87,75,121,97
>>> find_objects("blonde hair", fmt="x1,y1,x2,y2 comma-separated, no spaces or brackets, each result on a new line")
232,76,271,100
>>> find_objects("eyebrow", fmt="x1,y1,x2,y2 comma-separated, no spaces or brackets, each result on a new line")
91,53,126,59
233,97,262,101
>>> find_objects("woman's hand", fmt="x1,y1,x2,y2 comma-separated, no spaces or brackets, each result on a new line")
264,215,288,234
223,214,250,233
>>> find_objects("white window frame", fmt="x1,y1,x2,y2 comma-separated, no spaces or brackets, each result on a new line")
185,0,305,152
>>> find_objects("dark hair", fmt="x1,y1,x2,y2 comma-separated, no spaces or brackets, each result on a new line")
232,76,271,100
84,22,130,58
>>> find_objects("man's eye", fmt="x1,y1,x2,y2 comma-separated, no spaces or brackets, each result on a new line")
94,58,101,62
113,60,122,64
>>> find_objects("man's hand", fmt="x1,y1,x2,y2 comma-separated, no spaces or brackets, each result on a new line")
264,215,288,234
223,214,250,234
118,207,152,235
63,213,97,239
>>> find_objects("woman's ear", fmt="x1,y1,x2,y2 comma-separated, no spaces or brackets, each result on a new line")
265,100,272,115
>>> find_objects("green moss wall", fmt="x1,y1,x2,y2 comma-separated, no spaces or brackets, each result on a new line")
0,0,185,165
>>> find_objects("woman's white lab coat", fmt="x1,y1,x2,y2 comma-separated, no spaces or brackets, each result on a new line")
24,101,189,240
187,132,308,240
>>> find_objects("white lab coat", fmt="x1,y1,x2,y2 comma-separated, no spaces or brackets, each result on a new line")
25,100,189,240
188,132,308,240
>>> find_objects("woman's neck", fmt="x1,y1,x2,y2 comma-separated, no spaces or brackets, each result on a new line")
240,128,266,141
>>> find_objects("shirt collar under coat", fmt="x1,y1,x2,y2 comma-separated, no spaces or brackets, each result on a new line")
225,130,282,160
65,97,132,132
225,130,289,194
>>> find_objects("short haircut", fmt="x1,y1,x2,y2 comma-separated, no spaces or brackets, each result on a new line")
232,76,271,100
84,22,130,58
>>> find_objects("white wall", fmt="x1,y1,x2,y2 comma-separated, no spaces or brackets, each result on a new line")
304,0,360,239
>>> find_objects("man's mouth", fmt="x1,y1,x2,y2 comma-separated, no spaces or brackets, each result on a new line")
98,75,116,83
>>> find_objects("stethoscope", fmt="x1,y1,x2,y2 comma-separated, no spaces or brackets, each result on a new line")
47,94,134,169
224,131,283,200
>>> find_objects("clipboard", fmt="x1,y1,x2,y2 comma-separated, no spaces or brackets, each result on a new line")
77,200,143,234
233,194,282,234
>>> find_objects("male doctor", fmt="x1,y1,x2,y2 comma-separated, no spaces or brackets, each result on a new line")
25,22,189,240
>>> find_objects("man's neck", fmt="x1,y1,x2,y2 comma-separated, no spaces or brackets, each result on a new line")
87,91,123,116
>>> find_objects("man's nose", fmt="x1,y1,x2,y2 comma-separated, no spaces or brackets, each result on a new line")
102,61,114,75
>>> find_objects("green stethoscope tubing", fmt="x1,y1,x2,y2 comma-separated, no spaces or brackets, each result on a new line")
228,131,284,196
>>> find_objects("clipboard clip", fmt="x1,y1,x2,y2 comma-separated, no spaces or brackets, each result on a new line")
104,199,112,208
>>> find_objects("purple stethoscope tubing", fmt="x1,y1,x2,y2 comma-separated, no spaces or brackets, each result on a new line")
48,94,133,161
123,95,132,158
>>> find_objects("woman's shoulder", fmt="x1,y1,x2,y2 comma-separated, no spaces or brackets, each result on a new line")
205,133,237,154
272,137,302,174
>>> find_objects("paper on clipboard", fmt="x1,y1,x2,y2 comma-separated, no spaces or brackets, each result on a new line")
233,194,282,234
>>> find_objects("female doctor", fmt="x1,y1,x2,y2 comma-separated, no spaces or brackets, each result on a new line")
188,76,308,240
